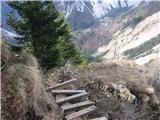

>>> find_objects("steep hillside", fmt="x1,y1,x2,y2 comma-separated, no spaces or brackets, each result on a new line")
1,41,61,120
1,41,160,120
92,1,160,64
76,1,160,57
94,10,160,64
48,58,160,120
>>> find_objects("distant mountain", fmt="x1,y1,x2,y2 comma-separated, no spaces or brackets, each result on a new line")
1,0,148,49
93,1,160,64
54,0,143,19
1,0,141,31
54,0,133,30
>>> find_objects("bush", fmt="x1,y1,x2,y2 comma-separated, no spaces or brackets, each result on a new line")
76,59,88,70
123,16,144,29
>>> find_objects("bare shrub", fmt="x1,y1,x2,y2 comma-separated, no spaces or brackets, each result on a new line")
152,66,160,96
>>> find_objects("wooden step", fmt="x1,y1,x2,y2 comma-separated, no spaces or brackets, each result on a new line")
56,92,88,104
56,95,83,120
65,105,97,120
61,100,94,111
51,90,86,95
46,78,77,91
89,117,108,120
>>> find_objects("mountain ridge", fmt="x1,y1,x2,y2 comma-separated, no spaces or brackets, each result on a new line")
1,0,142,31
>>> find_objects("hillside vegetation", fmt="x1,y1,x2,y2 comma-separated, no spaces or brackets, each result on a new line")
45,58,160,120
1,40,160,120
124,35,160,59
1,41,61,120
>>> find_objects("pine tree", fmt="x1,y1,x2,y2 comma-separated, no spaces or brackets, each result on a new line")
7,1,83,69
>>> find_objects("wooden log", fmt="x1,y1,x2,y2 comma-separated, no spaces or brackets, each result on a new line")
56,92,88,104
51,90,86,95
61,100,94,111
56,92,82,120
65,106,97,120
46,78,77,91
89,117,108,120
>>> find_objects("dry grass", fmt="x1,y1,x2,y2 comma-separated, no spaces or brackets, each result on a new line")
66,59,159,120
1,42,61,120
43,58,160,120
2,64,34,120
2,63,61,120
1,40,11,63
87,59,157,103
21,52,39,68
146,58,160,95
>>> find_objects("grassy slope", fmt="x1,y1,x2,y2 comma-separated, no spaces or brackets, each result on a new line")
1,42,61,120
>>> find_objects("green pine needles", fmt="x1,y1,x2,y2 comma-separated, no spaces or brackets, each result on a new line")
7,1,84,69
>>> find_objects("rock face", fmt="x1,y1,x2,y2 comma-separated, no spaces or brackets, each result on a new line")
93,10,160,65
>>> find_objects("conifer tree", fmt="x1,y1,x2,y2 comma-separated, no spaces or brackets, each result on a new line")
7,1,83,68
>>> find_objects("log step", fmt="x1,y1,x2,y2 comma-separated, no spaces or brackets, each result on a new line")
65,105,97,120
56,92,88,104
51,90,86,95
61,100,94,111
46,78,77,91
89,117,108,120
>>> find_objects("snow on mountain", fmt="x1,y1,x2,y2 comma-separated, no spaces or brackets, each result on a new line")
135,44,160,65
1,28,23,46
55,0,143,19
93,11,160,65
89,0,108,18
54,0,145,30
1,28,21,38
1,0,143,31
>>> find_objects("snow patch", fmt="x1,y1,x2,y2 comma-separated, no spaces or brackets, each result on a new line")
135,53,160,65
